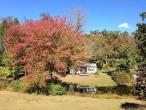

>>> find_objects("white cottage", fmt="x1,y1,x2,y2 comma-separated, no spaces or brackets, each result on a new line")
69,63,97,75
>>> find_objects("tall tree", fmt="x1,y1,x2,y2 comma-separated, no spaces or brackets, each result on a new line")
134,12,146,99
0,17,19,64
5,15,88,79
75,8,84,32
68,8,85,33
135,21,146,63
89,31,137,71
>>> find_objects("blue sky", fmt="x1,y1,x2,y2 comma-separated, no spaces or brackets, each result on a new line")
0,0,146,33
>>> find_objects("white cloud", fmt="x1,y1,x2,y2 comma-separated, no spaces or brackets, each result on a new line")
118,23,131,29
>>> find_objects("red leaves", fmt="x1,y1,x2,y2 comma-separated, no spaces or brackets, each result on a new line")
54,61,66,72
5,15,87,76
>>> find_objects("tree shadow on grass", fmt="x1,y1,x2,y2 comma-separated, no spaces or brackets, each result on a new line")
121,102,146,110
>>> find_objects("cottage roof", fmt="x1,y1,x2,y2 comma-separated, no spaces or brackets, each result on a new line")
80,63,96,68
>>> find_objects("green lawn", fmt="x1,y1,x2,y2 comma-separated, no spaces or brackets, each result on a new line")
59,74,117,87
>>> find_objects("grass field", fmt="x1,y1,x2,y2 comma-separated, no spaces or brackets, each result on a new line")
59,74,117,86
0,91,145,110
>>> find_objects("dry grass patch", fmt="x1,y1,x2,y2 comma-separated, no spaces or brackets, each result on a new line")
0,91,145,110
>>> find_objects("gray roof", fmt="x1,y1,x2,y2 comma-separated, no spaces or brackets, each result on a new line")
80,63,96,68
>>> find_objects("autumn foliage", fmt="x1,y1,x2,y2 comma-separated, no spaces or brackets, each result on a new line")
5,15,88,77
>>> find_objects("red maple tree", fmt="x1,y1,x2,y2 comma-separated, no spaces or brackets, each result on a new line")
5,15,88,78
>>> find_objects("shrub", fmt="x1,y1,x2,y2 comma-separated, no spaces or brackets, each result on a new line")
116,85,133,95
22,74,50,95
9,66,24,80
25,85,49,95
116,59,130,72
50,84,67,96
0,66,10,78
0,66,20,80
8,78,48,94
9,79,25,92
112,72,133,86
9,80,21,91
95,86,116,93
96,62,103,69
1,55,13,66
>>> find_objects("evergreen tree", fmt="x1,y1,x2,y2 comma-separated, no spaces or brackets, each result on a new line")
0,17,19,65
134,12,146,99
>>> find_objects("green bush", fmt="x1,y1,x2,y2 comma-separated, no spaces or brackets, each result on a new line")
8,77,67,96
0,67,10,78
9,79,50,95
50,84,67,96
96,62,103,69
112,72,133,86
9,66,23,80
1,57,13,66
0,66,19,79
116,59,130,72
25,84,49,95
8,79,31,92
9,80,23,92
